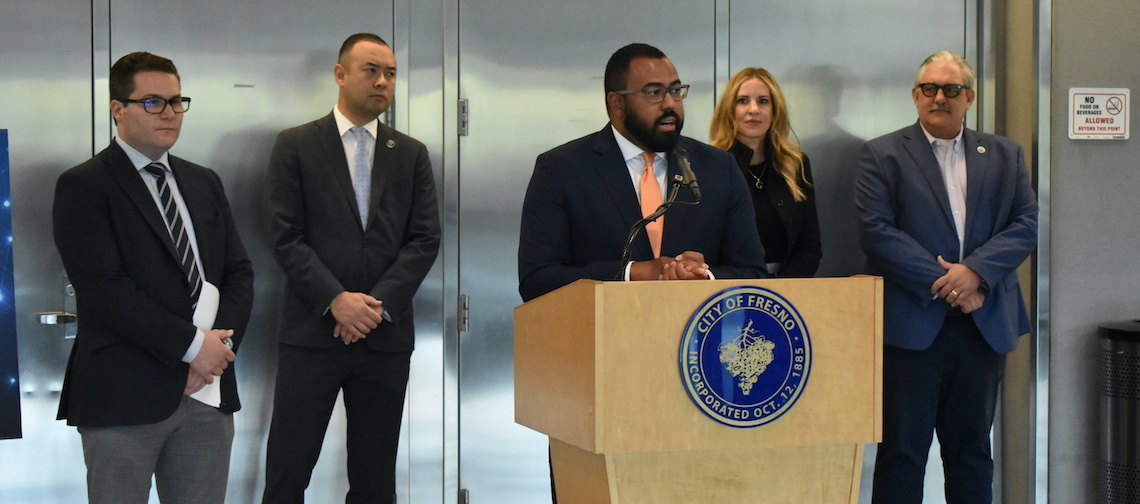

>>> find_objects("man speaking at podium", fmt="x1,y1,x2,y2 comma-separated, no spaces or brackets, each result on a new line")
518,43,766,304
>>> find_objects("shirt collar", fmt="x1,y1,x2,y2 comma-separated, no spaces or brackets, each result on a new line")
919,123,963,148
610,124,665,163
115,136,171,172
333,106,379,139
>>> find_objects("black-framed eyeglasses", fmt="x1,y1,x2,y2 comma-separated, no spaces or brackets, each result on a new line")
916,83,968,98
117,96,192,114
613,84,690,103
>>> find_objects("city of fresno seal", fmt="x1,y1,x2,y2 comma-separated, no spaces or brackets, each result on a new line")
679,286,811,427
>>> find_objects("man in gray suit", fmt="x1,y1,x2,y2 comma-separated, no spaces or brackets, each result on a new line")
262,33,441,504
855,51,1038,503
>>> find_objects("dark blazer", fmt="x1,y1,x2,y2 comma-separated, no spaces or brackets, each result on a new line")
53,142,254,427
518,125,767,302
855,121,1038,353
267,113,440,352
728,141,821,277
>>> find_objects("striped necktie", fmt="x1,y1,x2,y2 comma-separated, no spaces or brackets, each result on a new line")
144,163,202,304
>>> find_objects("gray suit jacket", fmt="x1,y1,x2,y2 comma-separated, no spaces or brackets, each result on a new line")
267,113,440,351
855,121,1038,353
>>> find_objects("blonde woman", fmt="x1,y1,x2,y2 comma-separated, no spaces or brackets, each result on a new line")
710,67,820,277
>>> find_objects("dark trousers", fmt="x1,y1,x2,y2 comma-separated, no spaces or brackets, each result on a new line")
871,315,1006,504
262,343,411,504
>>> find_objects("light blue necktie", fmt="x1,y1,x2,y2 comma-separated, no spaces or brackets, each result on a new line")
351,126,372,227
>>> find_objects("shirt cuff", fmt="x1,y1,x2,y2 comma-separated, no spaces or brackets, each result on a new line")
181,329,206,363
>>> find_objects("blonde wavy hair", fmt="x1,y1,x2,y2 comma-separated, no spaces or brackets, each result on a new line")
710,68,808,202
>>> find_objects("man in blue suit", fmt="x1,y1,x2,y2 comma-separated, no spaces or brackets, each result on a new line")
856,51,1038,503
519,43,766,304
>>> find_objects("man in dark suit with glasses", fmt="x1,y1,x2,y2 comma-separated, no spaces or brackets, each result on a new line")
53,51,254,504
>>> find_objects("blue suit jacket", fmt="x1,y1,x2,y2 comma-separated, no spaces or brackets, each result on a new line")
518,125,767,302
855,122,1038,353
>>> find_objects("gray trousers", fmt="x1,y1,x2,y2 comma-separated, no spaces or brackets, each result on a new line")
79,396,234,504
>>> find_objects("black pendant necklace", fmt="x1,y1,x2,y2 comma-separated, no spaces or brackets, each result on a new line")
746,163,767,189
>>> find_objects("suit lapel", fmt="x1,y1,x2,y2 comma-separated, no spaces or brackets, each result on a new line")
902,123,956,229
102,144,183,265
591,127,652,258
169,158,212,278
315,114,366,230
961,128,989,239
367,123,395,228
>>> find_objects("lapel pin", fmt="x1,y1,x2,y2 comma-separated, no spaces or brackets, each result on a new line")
386,139,396,149
977,146,986,154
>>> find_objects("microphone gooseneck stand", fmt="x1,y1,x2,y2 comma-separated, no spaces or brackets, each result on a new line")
613,177,699,280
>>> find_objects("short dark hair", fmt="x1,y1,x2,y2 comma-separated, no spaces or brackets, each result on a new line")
604,43,667,94
109,52,179,101
338,33,391,65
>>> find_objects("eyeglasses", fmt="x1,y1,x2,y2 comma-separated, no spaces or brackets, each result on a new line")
916,83,968,98
614,84,690,103
117,96,192,114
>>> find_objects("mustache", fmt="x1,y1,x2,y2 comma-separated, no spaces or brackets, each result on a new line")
655,111,681,125
928,104,952,113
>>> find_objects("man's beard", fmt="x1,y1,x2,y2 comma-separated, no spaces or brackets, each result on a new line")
624,109,683,152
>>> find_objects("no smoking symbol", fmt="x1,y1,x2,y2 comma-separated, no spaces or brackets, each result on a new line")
1106,96,1124,115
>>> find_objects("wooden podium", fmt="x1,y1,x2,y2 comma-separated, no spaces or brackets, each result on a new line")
514,277,883,503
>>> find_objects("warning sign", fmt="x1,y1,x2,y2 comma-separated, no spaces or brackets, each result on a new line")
1069,88,1130,140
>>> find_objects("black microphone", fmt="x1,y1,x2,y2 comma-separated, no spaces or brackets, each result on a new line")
675,147,701,202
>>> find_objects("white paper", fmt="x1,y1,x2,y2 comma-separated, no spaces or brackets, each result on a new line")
190,281,223,407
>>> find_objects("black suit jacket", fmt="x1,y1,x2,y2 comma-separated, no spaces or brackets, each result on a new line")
267,114,440,351
728,141,821,277
53,142,254,427
518,125,767,302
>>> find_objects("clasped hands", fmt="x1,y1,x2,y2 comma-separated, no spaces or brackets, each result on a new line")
631,251,709,281
930,255,985,314
330,291,385,345
185,328,235,396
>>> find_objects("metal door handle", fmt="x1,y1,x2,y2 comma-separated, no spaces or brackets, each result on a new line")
37,312,77,325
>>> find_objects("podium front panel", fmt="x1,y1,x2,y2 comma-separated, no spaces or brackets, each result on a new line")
516,277,882,455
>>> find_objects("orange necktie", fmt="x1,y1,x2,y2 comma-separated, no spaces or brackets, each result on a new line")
639,152,663,258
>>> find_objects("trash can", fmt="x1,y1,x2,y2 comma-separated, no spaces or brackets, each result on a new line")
1101,320,1140,504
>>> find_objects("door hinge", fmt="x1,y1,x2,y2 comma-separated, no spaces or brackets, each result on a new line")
458,294,470,332
458,99,469,136
459,488,470,504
